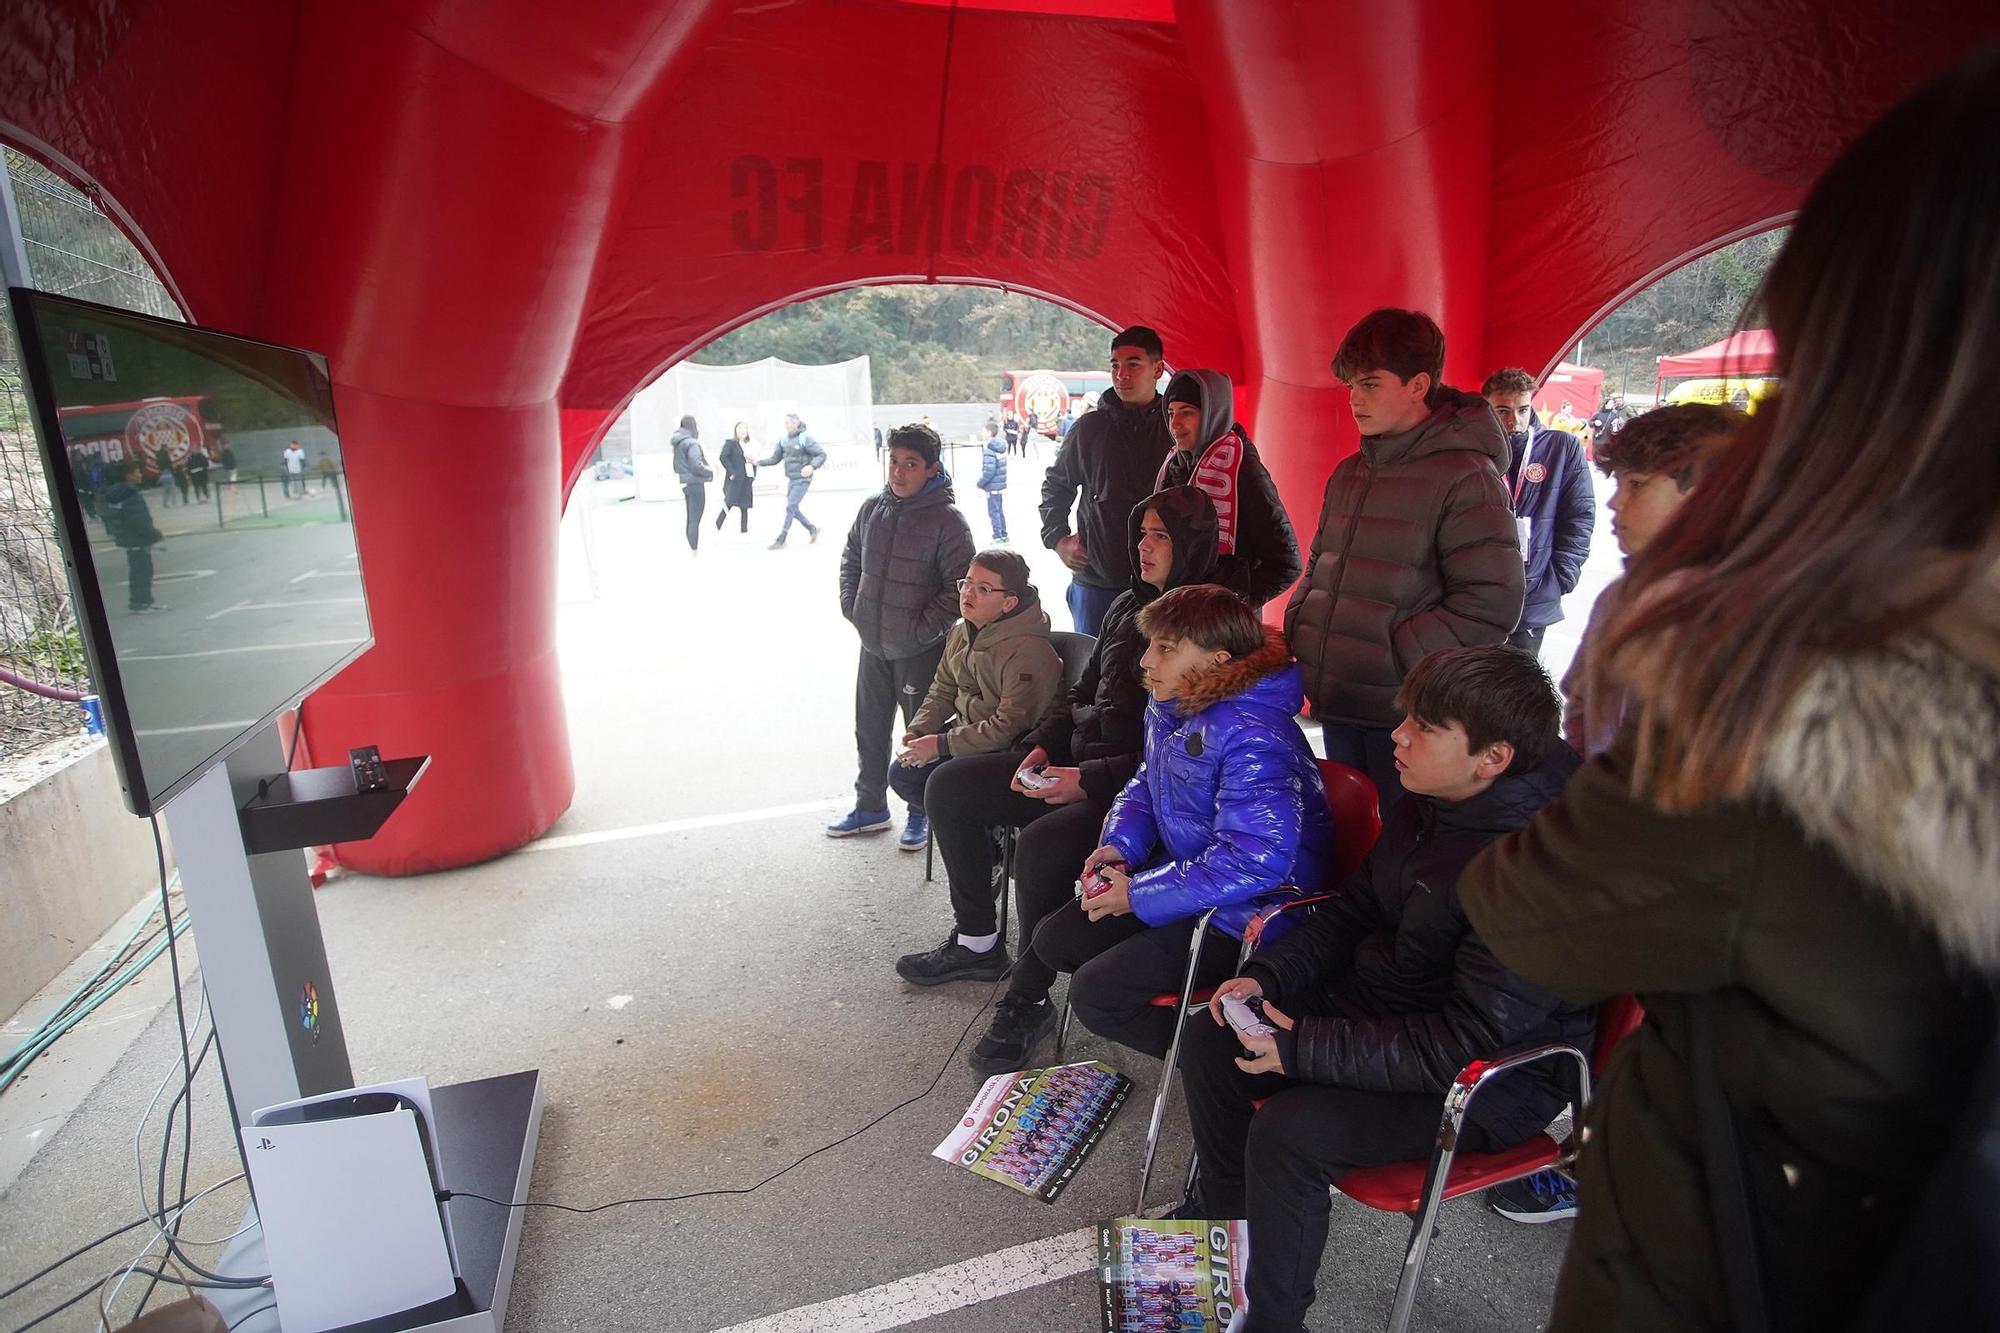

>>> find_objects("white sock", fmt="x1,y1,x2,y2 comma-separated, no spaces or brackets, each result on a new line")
958,932,1000,953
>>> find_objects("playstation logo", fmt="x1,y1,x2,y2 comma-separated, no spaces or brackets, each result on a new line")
253,1137,275,1150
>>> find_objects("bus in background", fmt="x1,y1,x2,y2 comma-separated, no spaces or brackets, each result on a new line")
998,369,1113,436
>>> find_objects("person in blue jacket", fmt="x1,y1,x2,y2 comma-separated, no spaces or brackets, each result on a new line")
1033,582,1332,1058
1482,368,1595,658
974,421,1008,542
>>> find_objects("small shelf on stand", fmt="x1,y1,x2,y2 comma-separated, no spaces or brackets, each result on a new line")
237,755,431,854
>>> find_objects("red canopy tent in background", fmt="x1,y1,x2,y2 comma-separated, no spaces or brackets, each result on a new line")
2,1,1993,873
1654,329,1781,400
1534,363,1604,424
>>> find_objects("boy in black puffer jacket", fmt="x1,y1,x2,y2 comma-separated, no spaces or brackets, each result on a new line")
1181,644,1592,1333
832,424,976,846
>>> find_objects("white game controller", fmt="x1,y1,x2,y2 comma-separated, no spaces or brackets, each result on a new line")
1015,765,1058,791
1220,993,1275,1040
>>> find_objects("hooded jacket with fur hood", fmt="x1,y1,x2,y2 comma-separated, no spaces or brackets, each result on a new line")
1100,626,1333,941
1285,386,1525,727
907,582,1061,758
1156,368,1302,608
1460,554,2000,1333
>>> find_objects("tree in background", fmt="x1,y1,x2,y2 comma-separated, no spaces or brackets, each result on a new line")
694,286,1110,403
1587,228,1788,397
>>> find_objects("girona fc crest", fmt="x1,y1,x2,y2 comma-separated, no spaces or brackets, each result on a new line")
126,401,201,466
1017,371,1068,428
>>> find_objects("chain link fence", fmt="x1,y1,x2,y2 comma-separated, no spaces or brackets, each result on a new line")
0,148,179,762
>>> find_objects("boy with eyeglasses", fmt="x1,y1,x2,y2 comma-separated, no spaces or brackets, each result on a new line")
888,550,1061,851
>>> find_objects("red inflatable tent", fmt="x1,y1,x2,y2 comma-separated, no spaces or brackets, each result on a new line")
2,1,1993,872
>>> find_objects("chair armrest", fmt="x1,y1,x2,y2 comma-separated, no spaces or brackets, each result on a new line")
1440,1041,1594,1150
1240,892,1332,959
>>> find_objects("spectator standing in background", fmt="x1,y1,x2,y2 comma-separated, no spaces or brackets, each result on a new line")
670,414,714,552
715,421,756,534
1156,368,1301,608
1482,367,1594,658
975,421,1009,542
282,440,306,498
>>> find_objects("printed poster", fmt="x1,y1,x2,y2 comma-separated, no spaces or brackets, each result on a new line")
1098,1217,1250,1333
933,1060,1131,1202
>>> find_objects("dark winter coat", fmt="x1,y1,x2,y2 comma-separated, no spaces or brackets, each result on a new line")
670,428,713,484
1508,422,1594,631
98,481,161,549
839,472,977,661
976,436,1008,492
1243,744,1593,1143
1157,368,1302,609
1283,387,1525,727
719,439,755,509
1461,563,2000,1332
759,427,827,480
1024,484,1222,803
1103,628,1332,942
1039,388,1174,590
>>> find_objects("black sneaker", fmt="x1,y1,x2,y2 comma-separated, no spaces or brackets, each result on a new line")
1486,1168,1578,1223
895,935,1010,986
967,996,1055,1073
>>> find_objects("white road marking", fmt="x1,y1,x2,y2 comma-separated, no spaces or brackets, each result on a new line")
706,1227,1097,1333
120,637,363,662
524,799,841,853
206,597,365,619
289,568,357,582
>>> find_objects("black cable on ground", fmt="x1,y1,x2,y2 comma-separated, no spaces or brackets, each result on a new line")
0,1216,151,1304
450,972,1010,1216
137,1024,218,1313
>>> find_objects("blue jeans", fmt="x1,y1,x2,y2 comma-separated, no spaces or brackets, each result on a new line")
985,491,1007,541
1065,578,1121,637
1318,721,1404,818
778,477,817,541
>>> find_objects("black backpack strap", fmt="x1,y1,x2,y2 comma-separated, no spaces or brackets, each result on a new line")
1690,993,1772,1333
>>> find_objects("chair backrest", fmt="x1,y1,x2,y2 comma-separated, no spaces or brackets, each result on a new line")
1592,994,1644,1074
1048,630,1096,693
1317,759,1383,882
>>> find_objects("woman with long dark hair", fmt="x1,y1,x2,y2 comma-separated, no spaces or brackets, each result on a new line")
715,421,756,534
1462,52,1999,1332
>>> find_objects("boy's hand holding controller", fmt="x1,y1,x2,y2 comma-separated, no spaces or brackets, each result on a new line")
1078,845,1132,921
1011,746,1087,805
1210,977,1294,1075
898,733,943,767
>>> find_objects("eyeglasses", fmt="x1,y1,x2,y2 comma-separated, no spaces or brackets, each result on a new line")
956,579,1009,597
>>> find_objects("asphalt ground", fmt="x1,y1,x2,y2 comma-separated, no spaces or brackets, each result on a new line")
0,459,1614,1330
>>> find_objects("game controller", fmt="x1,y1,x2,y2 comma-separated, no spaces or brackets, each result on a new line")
1015,765,1058,791
1220,993,1275,1039
1080,861,1126,899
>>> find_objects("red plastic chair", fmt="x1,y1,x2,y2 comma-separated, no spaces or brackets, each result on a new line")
1337,993,1645,1333
1054,760,1384,1213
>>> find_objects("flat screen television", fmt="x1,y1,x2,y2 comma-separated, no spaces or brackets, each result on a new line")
8,287,373,817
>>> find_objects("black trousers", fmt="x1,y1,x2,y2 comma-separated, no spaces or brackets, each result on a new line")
925,750,1109,958
715,498,750,532
853,643,944,811
124,545,154,609
682,483,706,549
1035,907,1241,1058
1507,624,1547,658
1181,1017,1505,1332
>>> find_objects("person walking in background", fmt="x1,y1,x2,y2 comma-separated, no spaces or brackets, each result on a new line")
218,443,238,483
1041,325,1174,636
99,460,167,613
1003,412,1021,458
1482,367,1594,658
832,424,976,843
171,460,191,506
1462,54,2000,1331
670,414,713,551
762,412,827,548
187,446,210,501
282,439,305,498
975,421,1009,542
715,421,756,533
154,444,177,505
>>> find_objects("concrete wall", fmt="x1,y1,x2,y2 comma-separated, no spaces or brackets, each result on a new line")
1,743,160,1018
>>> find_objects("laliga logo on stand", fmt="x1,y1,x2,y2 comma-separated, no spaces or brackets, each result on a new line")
1017,372,1067,428
126,401,199,465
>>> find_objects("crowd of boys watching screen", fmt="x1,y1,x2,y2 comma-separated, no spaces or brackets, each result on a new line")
821,60,1997,1326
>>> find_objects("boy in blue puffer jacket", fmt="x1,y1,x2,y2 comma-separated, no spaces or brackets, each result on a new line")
1032,583,1332,1058
974,422,1008,542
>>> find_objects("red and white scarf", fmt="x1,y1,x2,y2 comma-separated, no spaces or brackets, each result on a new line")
1155,432,1245,555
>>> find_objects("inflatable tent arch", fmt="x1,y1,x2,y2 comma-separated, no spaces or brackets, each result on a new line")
3,0,1994,873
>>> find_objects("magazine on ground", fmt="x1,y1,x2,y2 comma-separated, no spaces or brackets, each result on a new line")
1098,1217,1249,1333
932,1060,1132,1202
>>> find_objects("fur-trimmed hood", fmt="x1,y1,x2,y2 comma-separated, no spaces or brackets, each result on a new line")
1755,553,2000,969
1174,626,1297,717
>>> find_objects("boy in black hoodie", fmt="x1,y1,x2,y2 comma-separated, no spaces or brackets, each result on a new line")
1178,644,1591,1333
1156,368,1301,609
98,460,167,613
899,486,1225,1073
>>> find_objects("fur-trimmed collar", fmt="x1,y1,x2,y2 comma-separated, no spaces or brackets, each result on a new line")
1175,627,1293,716
1756,554,2000,970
